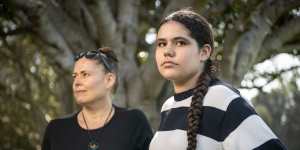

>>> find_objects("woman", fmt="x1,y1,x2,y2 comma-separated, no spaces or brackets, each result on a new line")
42,47,153,150
149,9,286,150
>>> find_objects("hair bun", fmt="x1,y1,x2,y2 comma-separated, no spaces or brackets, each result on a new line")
97,47,118,62
98,47,112,53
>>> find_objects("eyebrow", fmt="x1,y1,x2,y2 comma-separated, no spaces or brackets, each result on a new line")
173,37,189,41
156,38,166,42
72,70,88,75
157,36,189,41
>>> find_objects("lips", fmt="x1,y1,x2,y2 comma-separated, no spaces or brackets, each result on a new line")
161,61,178,67
75,90,87,94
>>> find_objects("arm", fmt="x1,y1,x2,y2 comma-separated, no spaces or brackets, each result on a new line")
221,97,286,150
131,109,153,150
41,121,53,150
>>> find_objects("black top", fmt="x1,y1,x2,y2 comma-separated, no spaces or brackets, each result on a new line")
42,106,153,150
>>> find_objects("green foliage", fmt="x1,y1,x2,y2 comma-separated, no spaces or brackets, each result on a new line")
0,34,63,149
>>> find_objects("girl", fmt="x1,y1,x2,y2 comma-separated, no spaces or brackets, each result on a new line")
149,9,286,150
42,47,153,150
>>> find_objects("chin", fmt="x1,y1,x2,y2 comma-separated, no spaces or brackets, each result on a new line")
75,99,85,106
75,97,90,106
160,71,180,81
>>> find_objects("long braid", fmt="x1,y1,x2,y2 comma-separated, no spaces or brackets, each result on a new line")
187,59,216,150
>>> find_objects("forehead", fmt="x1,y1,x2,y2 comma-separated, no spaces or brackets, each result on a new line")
73,57,102,72
157,21,191,38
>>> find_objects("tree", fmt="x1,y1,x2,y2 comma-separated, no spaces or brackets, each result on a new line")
1,0,300,149
252,71,300,150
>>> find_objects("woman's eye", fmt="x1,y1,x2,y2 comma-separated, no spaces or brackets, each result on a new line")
72,74,76,79
82,73,89,78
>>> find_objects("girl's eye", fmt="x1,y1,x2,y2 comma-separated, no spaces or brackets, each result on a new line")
157,42,167,47
176,40,186,46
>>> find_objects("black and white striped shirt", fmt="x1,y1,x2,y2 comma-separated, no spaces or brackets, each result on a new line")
149,81,286,150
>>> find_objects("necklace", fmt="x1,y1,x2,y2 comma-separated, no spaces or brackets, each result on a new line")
82,106,114,150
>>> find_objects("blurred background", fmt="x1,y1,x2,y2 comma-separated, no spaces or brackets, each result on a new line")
1,0,300,149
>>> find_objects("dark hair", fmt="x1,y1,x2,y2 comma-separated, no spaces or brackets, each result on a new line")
160,9,217,150
160,9,214,52
75,47,119,92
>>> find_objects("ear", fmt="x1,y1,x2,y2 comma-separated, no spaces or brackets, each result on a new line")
199,44,212,62
104,73,116,90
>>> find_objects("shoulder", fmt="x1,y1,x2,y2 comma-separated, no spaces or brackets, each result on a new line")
160,96,191,112
115,106,148,122
46,112,77,130
114,106,152,133
204,82,243,111
161,96,175,112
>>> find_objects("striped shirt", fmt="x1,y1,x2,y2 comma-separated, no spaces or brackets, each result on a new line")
149,81,286,150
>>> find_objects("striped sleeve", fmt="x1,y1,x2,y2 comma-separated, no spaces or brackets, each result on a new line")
220,96,286,150
204,84,286,149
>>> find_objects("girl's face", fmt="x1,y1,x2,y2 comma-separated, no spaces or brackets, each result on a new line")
72,58,115,105
155,21,207,84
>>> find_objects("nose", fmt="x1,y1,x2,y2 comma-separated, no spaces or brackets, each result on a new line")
73,77,82,88
163,46,175,57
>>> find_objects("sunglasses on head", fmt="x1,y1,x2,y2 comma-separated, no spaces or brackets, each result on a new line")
75,50,113,72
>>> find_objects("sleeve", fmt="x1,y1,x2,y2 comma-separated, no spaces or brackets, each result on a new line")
220,97,287,150
41,121,54,150
131,109,154,150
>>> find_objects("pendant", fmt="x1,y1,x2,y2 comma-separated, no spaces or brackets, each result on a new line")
88,140,99,150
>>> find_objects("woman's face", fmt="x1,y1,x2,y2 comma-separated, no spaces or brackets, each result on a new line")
72,57,114,105
155,21,206,83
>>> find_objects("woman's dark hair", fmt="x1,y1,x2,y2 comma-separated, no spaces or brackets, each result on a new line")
160,9,217,150
74,47,119,92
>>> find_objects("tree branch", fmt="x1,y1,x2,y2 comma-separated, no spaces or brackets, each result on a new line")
257,16,300,62
229,0,300,85
281,44,300,52
117,0,139,59
202,0,234,18
239,65,300,90
116,0,149,107
162,0,195,18
10,0,96,70
89,0,119,48
41,0,96,51
220,0,262,82
0,26,31,36
61,0,98,42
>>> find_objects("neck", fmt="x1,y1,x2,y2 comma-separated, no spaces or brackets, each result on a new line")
82,99,112,119
173,71,201,93
82,93,111,113
78,97,114,129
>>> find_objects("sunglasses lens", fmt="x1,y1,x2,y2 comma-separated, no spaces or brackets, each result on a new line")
75,50,113,72
75,52,85,61
85,51,98,58
99,53,112,72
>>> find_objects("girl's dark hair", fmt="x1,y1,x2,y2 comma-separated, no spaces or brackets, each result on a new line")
75,47,119,92
160,9,217,150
